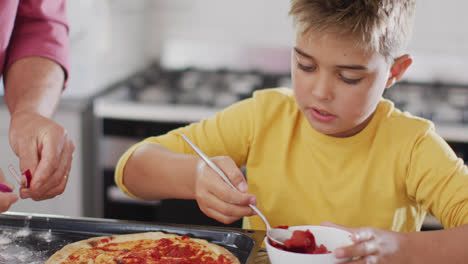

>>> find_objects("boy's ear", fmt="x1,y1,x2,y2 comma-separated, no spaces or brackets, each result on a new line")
385,54,413,88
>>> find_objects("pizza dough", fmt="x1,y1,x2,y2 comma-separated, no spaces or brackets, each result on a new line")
46,231,240,264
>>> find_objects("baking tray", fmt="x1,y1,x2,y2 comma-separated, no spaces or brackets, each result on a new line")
0,212,266,264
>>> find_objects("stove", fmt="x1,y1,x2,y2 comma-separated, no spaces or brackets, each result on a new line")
384,81,468,125
95,63,291,123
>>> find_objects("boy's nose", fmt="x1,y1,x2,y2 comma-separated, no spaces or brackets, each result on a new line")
311,76,334,101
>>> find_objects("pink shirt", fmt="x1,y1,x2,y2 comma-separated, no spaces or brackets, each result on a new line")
0,0,69,84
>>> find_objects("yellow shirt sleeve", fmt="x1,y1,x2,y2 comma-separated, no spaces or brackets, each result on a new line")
406,129,468,228
114,141,149,200
114,90,264,199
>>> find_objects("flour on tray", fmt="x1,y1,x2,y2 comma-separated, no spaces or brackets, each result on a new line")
0,228,48,263
15,227,31,237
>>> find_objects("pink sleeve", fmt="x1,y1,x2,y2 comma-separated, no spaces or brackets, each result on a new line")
6,0,70,86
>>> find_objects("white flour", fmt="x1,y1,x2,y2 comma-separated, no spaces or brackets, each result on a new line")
14,228,31,238
0,229,49,264
0,237,11,245
0,216,56,263
37,229,54,243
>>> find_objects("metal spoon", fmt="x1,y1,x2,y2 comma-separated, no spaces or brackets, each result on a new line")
181,134,293,246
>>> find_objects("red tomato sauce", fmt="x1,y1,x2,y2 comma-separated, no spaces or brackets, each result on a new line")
270,227,330,254
75,236,236,264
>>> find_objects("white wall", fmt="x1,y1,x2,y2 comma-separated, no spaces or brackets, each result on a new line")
407,0,468,83
144,0,293,57
143,0,468,84
65,0,153,98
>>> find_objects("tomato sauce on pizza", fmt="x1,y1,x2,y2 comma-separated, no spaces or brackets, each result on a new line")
46,232,240,264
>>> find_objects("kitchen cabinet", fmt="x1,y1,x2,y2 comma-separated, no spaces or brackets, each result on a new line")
0,97,93,217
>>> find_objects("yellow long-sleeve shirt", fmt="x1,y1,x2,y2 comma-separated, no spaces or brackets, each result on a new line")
115,88,468,232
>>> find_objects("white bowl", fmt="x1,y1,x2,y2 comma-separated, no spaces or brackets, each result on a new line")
265,225,353,264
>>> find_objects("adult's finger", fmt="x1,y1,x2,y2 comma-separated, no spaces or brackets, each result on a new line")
17,141,39,176
9,117,40,181
25,137,71,201
33,129,66,185
35,174,68,201
15,139,40,193
39,140,74,199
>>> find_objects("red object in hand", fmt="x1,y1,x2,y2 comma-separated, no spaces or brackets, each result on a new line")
270,228,331,254
0,183,13,193
22,169,32,188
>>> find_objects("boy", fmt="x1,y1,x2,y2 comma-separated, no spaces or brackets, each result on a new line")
116,0,468,262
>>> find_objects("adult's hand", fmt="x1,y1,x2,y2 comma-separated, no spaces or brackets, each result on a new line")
9,111,74,201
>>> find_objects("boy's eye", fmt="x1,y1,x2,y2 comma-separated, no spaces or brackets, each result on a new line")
339,74,363,84
297,62,316,72
294,53,316,72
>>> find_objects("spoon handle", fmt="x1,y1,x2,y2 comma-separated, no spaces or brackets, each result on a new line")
181,134,272,230
247,204,272,230
181,134,237,190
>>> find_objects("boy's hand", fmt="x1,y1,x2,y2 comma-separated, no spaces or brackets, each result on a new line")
195,156,257,224
322,221,411,264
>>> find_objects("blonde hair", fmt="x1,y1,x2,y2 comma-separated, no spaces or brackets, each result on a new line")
289,0,416,59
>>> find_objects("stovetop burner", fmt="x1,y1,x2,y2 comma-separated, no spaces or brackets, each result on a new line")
111,63,291,108
100,61,468,126
384,81,468,125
